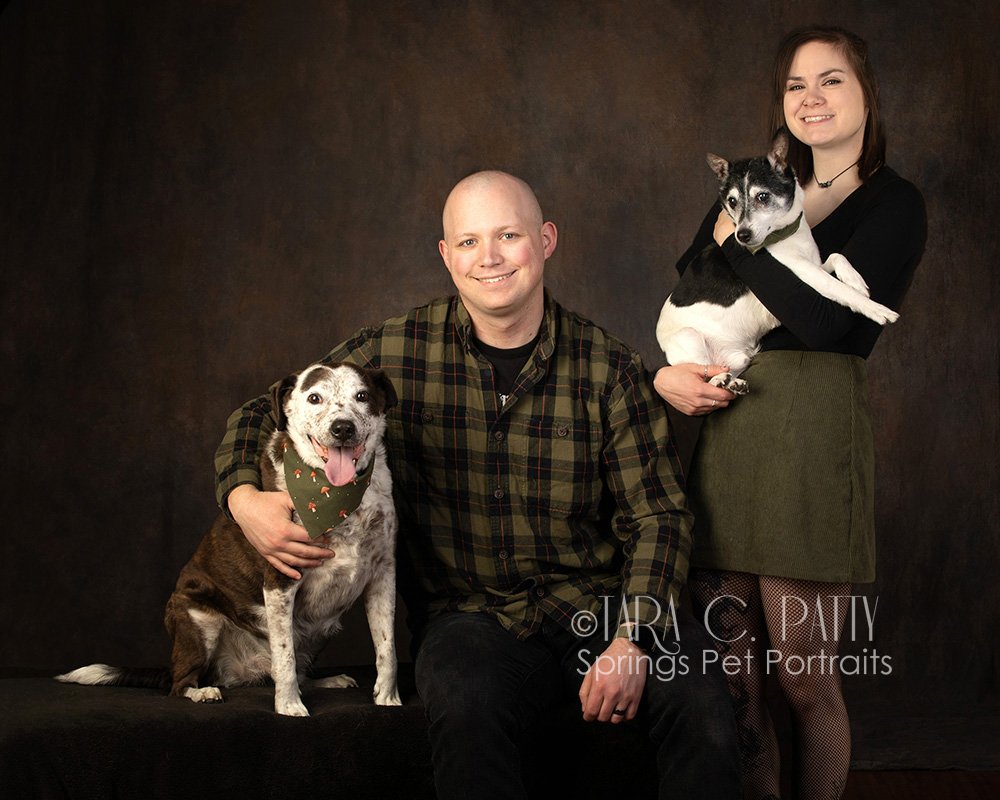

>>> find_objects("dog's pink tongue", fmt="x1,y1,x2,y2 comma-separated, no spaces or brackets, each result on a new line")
323,447,358,487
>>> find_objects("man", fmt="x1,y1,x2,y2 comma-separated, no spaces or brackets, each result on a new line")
216,171,740,798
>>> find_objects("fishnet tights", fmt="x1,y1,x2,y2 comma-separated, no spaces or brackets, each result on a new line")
689,569,851,800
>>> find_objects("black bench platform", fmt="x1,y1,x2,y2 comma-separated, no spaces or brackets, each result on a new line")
1,666,658,799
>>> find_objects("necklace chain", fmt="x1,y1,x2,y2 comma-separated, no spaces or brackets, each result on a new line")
816,160,859,189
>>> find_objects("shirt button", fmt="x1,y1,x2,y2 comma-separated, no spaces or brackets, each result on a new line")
421,410,434,423
493,430,505,441
494,488,505,499
556,425,569,437
534,586,546,598
498,549,509,560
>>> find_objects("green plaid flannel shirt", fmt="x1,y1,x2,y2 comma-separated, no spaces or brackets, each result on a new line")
216,293,692,641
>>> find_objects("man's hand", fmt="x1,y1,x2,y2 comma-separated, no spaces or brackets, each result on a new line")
227,484,335,580
579,637,648,723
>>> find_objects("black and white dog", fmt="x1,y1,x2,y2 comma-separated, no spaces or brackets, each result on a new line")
58,363,401,716
656,131,898,395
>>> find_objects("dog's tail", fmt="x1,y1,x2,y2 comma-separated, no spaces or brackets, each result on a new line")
55,663,172,692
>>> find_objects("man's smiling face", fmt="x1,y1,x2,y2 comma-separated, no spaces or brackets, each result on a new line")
438,173,556,334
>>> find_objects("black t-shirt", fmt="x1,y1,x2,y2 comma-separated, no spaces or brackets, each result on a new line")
473,333,540,405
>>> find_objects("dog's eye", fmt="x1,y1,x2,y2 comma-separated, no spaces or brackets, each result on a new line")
756,192,770,203
307,393,322,404
355,391,369,402
727,197,738,208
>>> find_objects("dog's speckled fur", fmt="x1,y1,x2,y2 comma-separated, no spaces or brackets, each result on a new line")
59,363,400,716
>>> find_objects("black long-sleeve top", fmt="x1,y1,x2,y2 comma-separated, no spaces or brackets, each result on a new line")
676,166,927,357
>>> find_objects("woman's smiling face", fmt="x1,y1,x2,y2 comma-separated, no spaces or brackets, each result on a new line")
783,40,868,154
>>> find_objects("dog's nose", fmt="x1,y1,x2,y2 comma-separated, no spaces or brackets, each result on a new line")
736,229,753,244
330,419,356,442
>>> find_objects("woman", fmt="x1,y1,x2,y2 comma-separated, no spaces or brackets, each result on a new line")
655,26,926,800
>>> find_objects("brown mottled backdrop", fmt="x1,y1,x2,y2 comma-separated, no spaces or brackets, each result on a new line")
2,0,997,767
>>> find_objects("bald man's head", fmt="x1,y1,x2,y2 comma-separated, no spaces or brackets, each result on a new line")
437,171,557,346
442,171,543,240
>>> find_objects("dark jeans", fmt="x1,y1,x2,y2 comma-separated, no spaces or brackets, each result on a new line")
413,609,741,800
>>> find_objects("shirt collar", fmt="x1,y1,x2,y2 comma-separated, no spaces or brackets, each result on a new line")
453,291,558,365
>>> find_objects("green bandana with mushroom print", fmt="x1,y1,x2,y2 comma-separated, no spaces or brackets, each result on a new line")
282,442,374,539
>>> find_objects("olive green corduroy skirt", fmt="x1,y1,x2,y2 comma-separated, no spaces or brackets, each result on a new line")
688,350,875,583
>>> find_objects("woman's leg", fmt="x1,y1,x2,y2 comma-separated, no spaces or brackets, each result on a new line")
689,568,781,799
759,577,852,800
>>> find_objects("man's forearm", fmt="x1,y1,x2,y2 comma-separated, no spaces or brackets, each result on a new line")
215,394,277,517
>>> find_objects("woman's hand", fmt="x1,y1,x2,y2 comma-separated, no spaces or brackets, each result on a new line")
654,364,736,416
713,211,735,246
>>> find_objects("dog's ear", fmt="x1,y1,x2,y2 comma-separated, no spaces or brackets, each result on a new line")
768,129,790,174
706,153,730,182
271,372,299,432
368,370,398,414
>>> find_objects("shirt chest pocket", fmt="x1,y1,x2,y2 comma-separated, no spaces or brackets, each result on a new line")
512,416,604,516
387,403,469,492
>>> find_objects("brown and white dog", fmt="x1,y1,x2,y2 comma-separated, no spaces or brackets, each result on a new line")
57,363,401,716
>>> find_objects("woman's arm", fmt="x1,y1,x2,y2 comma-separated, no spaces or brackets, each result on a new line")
720,179,926,348
655,205,738,415
676,204,721,275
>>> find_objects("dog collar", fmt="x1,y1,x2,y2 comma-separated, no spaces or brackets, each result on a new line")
282,443,374,539
748,213,803,254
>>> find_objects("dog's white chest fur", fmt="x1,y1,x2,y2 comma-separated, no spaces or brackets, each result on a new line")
286,495,392,635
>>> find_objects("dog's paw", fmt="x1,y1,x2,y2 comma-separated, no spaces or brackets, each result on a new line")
184,686,223,704
709,373,749,396
275,697,310,717
839,271,870,297
373,679,402,706
375,691,402,707
862,301,900,326
830,255,870,297
313,673,358,690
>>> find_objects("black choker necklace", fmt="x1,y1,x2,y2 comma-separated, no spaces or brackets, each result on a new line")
816,161,859,188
